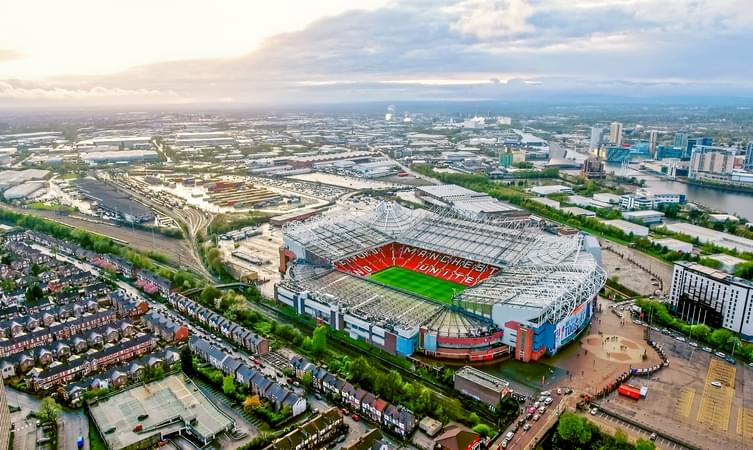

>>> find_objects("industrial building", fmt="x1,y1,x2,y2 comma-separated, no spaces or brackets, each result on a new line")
3,181,47,201
621,210,665,224
601,219,649,237
668,262,753,340
415,184,524,219
74,179,154,223
453,366,510,408
0,169,50,191
82,150,159,165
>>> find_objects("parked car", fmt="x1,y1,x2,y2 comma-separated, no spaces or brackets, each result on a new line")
351,414,360,422
544,397,553,405
715,351,727,358
533,414,540,421
650,432,657,441
689,342,698,348
556,388,562,395
590,407,598,416
711,381,722,388
702,347,713,353
523,423,531,431
725,356,737,365
501,439,508,449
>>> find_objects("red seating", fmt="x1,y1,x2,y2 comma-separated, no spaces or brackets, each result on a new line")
335,243,498,287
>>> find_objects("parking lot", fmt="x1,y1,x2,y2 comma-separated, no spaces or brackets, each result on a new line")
598,328,753,450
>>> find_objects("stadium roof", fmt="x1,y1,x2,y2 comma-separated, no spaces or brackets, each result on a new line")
284,202,564,267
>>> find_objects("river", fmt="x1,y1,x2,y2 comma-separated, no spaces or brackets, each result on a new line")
605,163,753,219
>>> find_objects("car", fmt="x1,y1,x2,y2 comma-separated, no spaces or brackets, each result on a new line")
500,439,508,449
517,419,526,427
748,362,753,368
556,388,562,395
590,407,598,416
649,432,657,441
336,435,346,444
314,393,322,400
633,319,641,325
533,414,540,421
538,396,545,403
702,346,713,353
523,424,531,431
715,351,727,358
526,413,533,421
725,356,737,365
351,414,360,421
661,328,670,335
538,406,546,415
505,431,514,441
533,402,541,409
689,342,698,348
675,336,686,342
711,381,722,388
544,397,553,405
541,390,551,396
511,423,519,433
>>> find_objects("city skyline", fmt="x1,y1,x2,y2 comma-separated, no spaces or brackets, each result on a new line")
2,0,753,107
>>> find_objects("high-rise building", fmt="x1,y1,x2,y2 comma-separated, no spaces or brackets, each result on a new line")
608,122,623,146
686,136,713,159
648,130,658,158
689,145,735,180
673,132,688,150
589,127,602,152
745,142,753,171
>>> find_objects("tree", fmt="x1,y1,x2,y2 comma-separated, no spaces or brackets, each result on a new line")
36,397,60,423
180,346,194,374
25,283,44,302
614,428,628,444
200,286,222,305
243,395,262,411
710,328,734,349
472,424,492,437
635,438,657,450
557,412,591,445
311,325,328,357
301,371,313,388
222,375,237,396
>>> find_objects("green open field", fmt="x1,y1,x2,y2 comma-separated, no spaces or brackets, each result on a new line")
368,266,465,304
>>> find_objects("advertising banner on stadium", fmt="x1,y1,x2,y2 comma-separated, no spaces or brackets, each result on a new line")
554,302,590,349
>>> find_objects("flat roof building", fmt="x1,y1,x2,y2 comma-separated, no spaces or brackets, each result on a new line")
453,366,510,408
622,210,665,224
89,374,234,449
602,219,649,237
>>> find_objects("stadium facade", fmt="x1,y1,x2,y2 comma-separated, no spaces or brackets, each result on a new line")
276,202,605,362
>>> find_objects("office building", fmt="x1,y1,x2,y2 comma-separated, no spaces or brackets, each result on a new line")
668,262,753,340
673,133,688,152
609,122,623,146
454,366,510,408
745,142,753,171
589,127,602,152
689,146,736,181
648,130,658,158
686,136,713,159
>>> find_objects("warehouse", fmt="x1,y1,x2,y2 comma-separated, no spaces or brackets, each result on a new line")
82,150,159,165
74,179,154,223
0,169,50,190
622,210,665,224
601,219,649,237
3,181,47,201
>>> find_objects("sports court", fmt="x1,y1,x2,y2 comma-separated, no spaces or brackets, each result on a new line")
368,266,465,304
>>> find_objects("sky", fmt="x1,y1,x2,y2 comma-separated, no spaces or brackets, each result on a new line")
1,0,752,107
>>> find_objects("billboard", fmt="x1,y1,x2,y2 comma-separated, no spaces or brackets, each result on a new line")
554,302,590,349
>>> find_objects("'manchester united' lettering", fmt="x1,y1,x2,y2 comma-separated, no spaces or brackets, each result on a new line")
334,243,498,287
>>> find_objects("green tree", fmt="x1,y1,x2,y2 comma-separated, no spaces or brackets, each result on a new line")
710,328,734,349
635,439,657,450
36,397,60,423
301,371,313,388
311,325,328,357
472,424,492,436
557,412,591,445
223,375,237,396
25,283,44,302
200,285,222,305
180,346,194,374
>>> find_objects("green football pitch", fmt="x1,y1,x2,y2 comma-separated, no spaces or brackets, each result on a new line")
368,266,465,304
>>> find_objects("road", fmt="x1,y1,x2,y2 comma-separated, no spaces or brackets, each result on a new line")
6,387,89,450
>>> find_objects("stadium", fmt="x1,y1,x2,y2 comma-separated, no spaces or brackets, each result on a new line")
276,202,606,362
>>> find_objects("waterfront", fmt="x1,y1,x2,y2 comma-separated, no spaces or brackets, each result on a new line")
607,163,753,218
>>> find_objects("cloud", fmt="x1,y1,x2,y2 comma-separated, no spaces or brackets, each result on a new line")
449,0,534,39
0,49,25,62
1,0,752,106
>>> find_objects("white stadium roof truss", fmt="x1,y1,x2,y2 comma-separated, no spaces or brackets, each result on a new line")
283,201,607,326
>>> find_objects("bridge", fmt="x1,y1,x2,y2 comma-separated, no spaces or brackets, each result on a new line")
182,282,254,296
